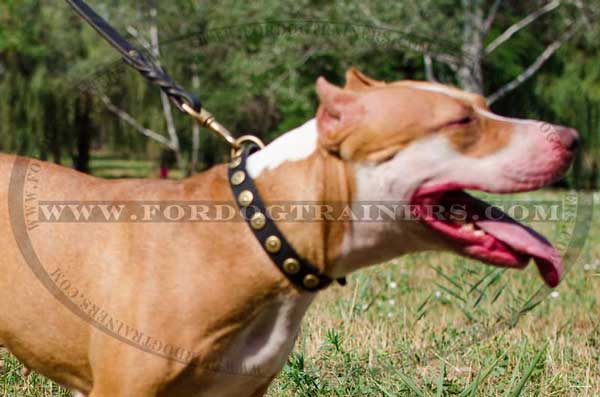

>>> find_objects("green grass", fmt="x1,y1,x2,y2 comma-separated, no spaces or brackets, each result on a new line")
89,152,157,179
264,190,600,397
57,152,184,180
1,157,598,396
0,355,70,397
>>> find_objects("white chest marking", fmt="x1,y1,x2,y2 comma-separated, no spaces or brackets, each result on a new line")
246,119,318,178
202,295,314,397
238,294,313,372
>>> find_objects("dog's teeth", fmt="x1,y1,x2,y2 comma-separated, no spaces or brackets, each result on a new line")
474,230,486,237
449,214,466,224
460,224,475,232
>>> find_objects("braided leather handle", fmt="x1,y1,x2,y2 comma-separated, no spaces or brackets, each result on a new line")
122,52,201,113
65,0,201,113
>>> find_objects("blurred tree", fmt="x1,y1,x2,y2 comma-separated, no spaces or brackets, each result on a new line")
358,0,586,103
0,0,599,187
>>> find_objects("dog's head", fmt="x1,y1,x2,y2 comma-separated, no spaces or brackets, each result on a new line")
320,68,578,287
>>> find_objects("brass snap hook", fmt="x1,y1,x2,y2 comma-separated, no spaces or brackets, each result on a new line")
182,103,238,149
182,103,264,160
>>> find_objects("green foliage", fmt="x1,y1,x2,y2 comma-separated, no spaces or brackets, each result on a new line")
0,0,599,183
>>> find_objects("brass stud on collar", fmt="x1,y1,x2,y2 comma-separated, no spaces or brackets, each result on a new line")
238,190,253,208
250,212,266,230
229,156,242,169
303,274,320,289
265,236,281,253
231,170,246,186
283,258,301,275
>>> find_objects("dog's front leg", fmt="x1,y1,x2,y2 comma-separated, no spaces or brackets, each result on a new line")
86,362,164,397
87,340,166,397
250,382,273,397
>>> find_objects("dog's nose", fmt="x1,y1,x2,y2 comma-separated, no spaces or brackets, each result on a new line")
554,126,579,152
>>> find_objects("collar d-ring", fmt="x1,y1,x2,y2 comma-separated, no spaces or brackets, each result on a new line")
231,135,266,159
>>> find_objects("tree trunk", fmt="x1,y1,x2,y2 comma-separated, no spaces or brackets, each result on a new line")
190,69,201,174
149,7,184,173
40,95,53,162
52,98,63,165
73,94,93,174
458,0,485,94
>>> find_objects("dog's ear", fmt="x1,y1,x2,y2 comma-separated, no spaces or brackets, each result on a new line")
345,68,385,90
316,77,361,152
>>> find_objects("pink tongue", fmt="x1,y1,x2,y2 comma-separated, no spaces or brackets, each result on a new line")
476,219,564,287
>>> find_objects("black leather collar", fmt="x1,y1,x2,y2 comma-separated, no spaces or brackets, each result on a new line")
228,144,346,292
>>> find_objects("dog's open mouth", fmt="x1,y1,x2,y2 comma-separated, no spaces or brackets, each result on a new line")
412,185,564,287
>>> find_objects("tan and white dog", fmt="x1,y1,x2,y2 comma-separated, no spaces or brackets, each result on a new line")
0,69,577,396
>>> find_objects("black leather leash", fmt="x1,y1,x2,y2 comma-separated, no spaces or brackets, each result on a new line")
66,0,345,292
229,144,346,292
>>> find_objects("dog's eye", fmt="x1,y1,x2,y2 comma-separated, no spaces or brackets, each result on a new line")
445,116,475,129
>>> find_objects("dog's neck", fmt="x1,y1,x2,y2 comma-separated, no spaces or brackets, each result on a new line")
246,119,353,280
245,118,421,282
247,119,322,179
